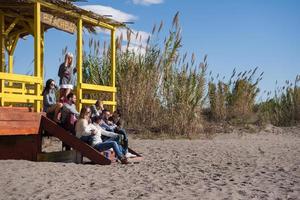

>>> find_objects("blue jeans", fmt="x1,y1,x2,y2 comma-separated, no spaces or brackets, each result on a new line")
104,136,127,155
80,135,92,145
94,141,124,159
115,128,128,152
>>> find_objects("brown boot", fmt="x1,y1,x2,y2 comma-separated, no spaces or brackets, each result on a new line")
120,156,130,164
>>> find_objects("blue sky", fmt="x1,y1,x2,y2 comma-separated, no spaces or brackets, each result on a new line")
12,0,300,100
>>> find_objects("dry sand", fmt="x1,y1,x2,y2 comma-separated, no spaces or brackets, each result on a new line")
0,126,299,200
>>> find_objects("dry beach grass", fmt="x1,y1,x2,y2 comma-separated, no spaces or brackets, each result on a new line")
0,126,299,200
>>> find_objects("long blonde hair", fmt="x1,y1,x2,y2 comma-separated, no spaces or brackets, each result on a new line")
64,52,74,67
79,106,91,119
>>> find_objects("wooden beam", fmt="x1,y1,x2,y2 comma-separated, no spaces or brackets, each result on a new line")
39,25,45,108
80,83,117,93
0,13,4,106
7,28,28,39
34,1,41,112
0,4,32,8
80,99,117,106
0,72,42,83
5,35,19,74
76,18,83,111
37,0,115,30
111,28,116,111
0,93,43,101
0,14,4,72
41,12,76,34
4,17,19,35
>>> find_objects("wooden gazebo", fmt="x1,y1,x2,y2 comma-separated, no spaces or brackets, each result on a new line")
0,0,124,112
0,0,143,164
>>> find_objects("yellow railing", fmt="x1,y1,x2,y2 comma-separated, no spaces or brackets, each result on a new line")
78,83,117,108
0,1,118,112
0,72,43,107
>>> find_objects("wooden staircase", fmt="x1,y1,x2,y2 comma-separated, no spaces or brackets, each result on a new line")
0,107,142,164
39,115,111,165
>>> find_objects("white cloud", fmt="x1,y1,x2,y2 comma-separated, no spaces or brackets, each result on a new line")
79,4,151,55
121,44,146,55
96,28,151,55
79,5,137,22
132,0,164,6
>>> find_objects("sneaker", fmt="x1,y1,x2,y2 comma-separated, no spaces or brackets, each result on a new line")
125,152,137,158
120,156,130,164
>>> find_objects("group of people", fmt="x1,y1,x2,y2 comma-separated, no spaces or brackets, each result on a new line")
42,52,134,164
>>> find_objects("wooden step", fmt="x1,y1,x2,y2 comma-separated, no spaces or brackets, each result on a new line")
40,116,112,165
0,107,42,135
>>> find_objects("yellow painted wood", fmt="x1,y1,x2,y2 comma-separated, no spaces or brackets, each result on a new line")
0,93,43,101
81,99,117,106
9,35,19,54
111,28,116,111
3,17,19,35
3,87,35,94
8,55,13,73
0,14,4,106
0,14,4,72
34,1,41,112
5,35,19,74
0,72,42,83
41,25,44,93
80,83,117,93
3,98,34,104
22,82,25,95
76,18,83,111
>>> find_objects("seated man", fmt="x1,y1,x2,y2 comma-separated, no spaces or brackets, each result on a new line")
60,92,79,134
60,92,79,150
92,115,126,155
100,109,135,158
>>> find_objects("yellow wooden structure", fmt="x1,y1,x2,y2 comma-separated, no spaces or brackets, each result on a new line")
0,0,124,112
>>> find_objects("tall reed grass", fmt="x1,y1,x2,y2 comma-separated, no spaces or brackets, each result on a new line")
80,12,299,136
258,75,300,126
208,68,262,124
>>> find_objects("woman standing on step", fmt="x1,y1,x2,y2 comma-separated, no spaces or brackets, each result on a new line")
75,106,129,164
58,52,76,103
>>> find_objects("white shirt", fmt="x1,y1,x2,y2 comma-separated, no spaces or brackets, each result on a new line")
75,118,95,138
91,122,119,146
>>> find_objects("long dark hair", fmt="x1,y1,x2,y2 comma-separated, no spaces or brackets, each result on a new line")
42,79,56,95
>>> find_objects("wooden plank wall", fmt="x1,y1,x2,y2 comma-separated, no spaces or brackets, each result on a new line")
0,107,41,161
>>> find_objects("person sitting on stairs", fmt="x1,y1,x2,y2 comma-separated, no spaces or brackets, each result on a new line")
75,106,129,164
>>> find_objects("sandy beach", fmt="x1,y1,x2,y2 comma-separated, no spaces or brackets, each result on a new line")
0,127,299,200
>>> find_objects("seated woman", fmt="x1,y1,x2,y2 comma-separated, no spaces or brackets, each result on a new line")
75,106,129,164
42,79,62,122
90,99,104,118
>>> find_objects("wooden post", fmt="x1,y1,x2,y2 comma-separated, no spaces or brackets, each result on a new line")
0,14,4,106
40,25,44,94
76,18,83,112
110,28,116,111
41,26,44,78
8,54,13,73
34,2,41,112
